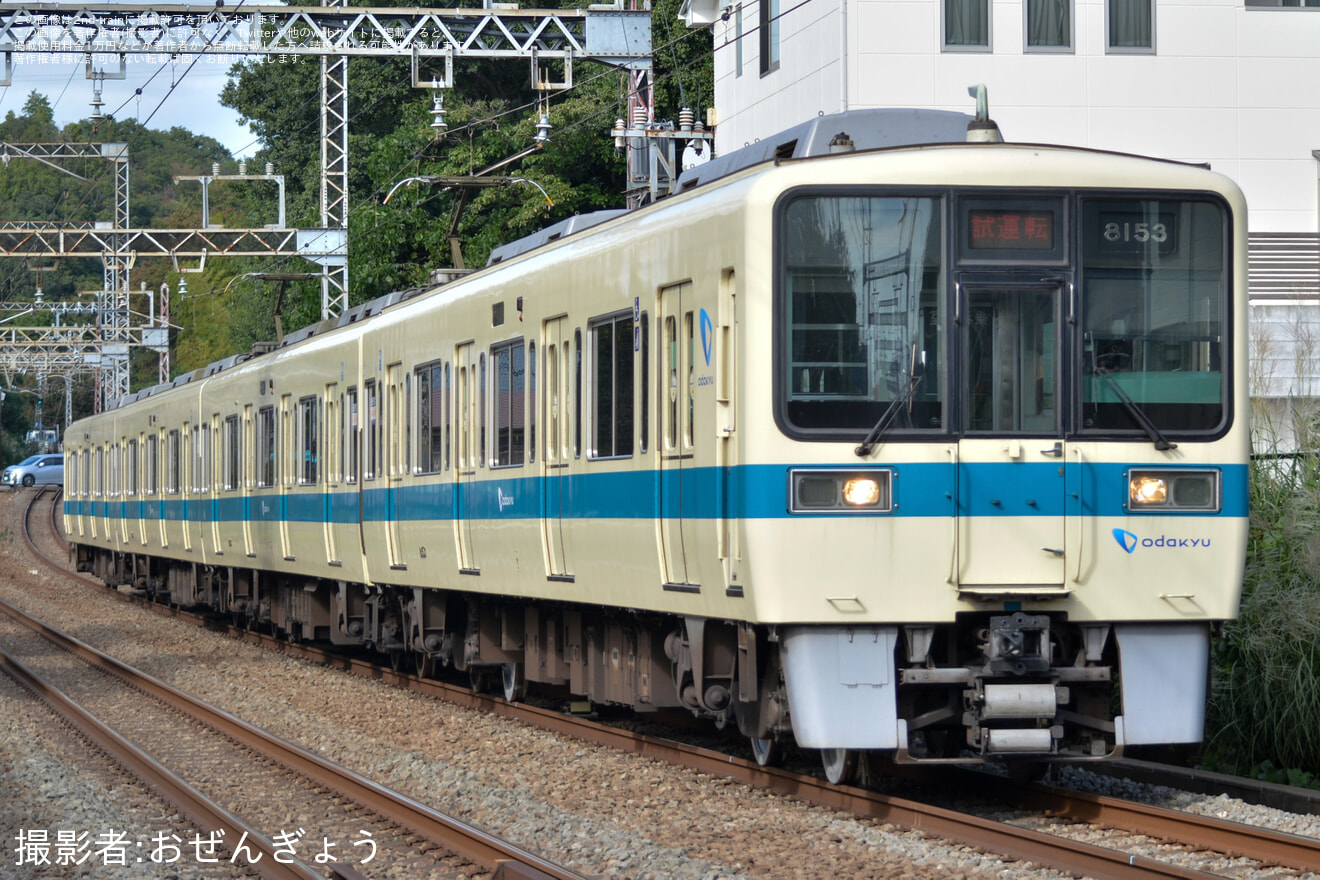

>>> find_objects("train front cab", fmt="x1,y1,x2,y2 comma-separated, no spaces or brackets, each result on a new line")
751,153,1249,773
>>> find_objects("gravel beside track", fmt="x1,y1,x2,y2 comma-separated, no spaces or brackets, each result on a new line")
3,489,1319,879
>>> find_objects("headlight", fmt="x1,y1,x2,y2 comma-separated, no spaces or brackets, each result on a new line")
791,469,891,513
1127,469,1220,512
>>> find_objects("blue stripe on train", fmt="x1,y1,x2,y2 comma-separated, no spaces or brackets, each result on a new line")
66,461,1249,522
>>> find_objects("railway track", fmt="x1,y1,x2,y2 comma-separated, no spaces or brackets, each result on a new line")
6,487,585,880
29,487,1320,879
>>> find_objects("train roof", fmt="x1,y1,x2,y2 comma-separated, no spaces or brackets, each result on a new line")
672,108,977,194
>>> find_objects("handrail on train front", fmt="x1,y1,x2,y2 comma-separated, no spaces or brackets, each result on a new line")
946,444,958,586
1073,445,1084,583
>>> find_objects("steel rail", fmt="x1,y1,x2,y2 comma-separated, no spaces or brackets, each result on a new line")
0,644,328,880
20,491,580,880
37,491,1301,880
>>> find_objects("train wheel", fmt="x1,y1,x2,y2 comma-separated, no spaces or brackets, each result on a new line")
501,663,525,702
750,738,781,768
820,748,858,785
469,666,493,694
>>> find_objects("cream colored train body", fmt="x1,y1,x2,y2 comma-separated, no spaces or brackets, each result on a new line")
65,110,1249,778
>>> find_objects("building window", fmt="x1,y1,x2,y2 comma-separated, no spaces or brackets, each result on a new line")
944,0,990,50
1026,0,1071,50
759,0,780,74
1107,0,1153,51
590,313,635,460
492,341,526,468
735,4,744,76
1245,0,1320,7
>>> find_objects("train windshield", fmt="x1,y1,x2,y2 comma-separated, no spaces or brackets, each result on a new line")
1079,197,1226,434
777,190,1229,439
779,194,946,434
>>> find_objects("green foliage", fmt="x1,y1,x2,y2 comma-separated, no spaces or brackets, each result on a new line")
1204,413,1320,780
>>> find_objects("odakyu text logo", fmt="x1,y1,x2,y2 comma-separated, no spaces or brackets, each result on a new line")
1112,528,1212,554
699,308,713,366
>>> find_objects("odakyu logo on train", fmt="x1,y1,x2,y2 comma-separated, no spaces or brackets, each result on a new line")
1112,528,1212,554
497,487,515,511
699,308,713,366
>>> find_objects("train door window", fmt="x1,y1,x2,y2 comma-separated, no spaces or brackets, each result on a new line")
573,329,582,458
365,380,379,481
145,435,157,495
479,353,487,467
324,385,338,484
280,395,294,487
546,341,559,463
126,439,138,497
256,406,275,488
223,416,240,491
665,317,678,450
640,313,649,454
443,363,451,471
684,312,695,448
95,446,104,498
167,429,181,495
458,361,469,468
965,288,1058,433
299,395,319,485
492,340,526,468
384,365,402,478
346,387,359,484
589,312,635,460
527,342,536,464
404,371,412,475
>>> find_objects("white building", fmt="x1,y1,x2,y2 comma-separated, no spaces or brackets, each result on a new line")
682,0,1320,448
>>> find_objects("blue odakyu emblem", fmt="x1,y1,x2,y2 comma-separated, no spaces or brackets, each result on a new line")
1112,528,1138,554
699,308,713,366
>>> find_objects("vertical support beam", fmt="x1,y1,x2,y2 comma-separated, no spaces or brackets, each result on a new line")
625,67,654,210
320,33,350,321
98,143,132,411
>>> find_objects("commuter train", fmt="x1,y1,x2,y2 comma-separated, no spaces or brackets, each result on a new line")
64,105,1249,783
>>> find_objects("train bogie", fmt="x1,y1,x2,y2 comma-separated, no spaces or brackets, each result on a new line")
66,107,1249,772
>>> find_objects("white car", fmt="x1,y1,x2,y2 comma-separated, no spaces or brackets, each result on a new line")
2,454,64,487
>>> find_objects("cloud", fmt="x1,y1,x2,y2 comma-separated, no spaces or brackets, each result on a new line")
1,57,258,158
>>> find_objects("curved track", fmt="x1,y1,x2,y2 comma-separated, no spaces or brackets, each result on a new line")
31,489,1320,879
10,487,585,880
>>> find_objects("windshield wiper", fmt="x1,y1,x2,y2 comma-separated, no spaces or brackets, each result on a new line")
1092,365,1177,451
855,367,924,458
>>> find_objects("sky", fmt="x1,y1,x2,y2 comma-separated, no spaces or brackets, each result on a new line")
1,56,258,158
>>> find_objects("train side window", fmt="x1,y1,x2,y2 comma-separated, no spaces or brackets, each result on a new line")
365,380,379,481
223,416,240,491
145,436,157,495
640,313,649,454
573,329,582,459
109,442,119,498
416,363,436,474
166,429,180,495
527,342,536,464
346,388,359,484
298,395,319,485
256,407,275,488
588,311,635,460
491,340,526,468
